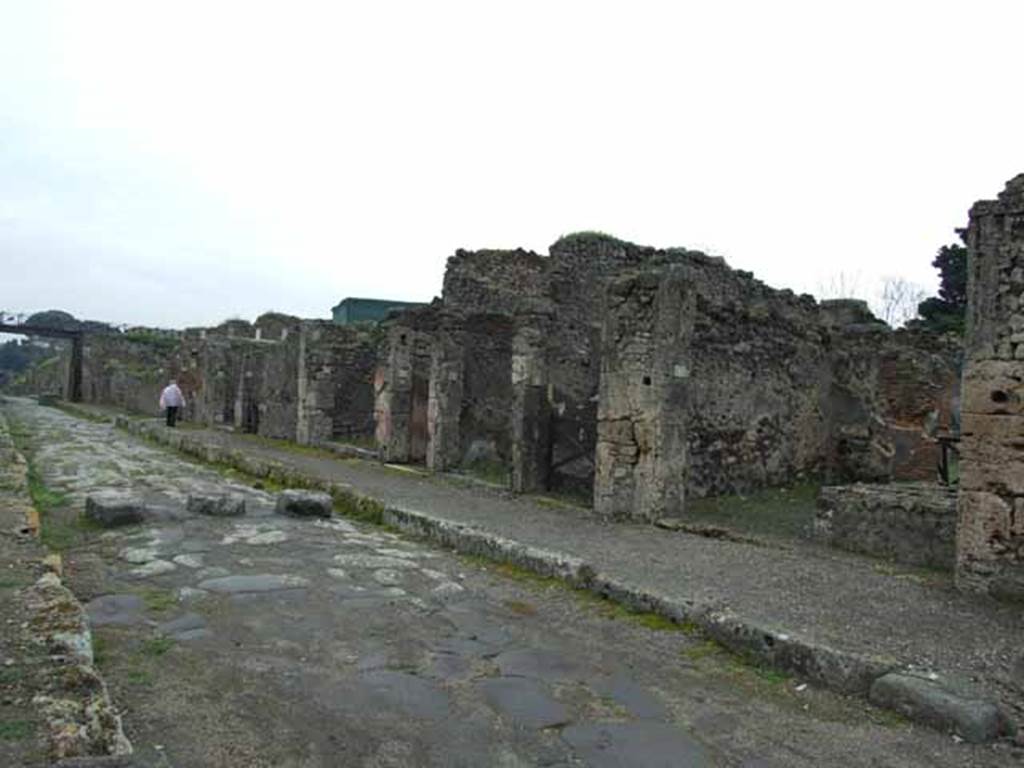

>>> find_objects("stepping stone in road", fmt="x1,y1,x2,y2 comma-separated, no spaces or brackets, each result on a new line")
85,492,148,527
275,489,333,519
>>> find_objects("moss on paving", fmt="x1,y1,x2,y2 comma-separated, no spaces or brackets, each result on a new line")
0,720,35,741
138,588,177,614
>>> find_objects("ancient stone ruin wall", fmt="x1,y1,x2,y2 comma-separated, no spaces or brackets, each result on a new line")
189,333,272,433
79,332,186,417
957,174,1024,601
594,261,962,520
375,305,439,462
452,313,514,473
683,261,829,498
43,312,379,448
295,321,378,445
815,483,958,571
594,260,830,519
825,311,961,484
594,268,690,519
441,249,547,315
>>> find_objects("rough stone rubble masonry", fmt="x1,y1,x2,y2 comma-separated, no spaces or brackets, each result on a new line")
957,173,1024,601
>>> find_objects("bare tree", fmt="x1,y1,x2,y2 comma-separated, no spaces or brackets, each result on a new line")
815,271,866,300
875,277,927,328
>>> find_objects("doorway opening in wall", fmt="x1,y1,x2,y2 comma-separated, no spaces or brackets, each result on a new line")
241,394,259,434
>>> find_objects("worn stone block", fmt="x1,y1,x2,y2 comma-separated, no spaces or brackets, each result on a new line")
274,489,332,518
868,673,1013,743
84,492,147,527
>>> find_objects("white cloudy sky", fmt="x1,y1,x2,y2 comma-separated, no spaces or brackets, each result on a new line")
2,1,1022,328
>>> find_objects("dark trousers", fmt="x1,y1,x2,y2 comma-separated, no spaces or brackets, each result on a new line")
165,406,179,427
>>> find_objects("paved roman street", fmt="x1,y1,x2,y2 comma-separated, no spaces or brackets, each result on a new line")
2,399,1013,767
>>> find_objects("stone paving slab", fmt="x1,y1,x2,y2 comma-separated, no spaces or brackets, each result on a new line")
95,409,1024,744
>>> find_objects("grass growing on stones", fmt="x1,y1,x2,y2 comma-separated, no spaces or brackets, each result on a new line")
0,720,34,741
332,489,386,525
139,588,177,614
461,459,509,487
140,636,174,657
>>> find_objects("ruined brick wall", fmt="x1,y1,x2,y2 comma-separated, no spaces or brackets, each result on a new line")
375,305,439,462
441,249,547,315
79,332,186,417
683,262,828,498
458,313,514,471
826,322,960,484
296,321,378,445
189,336,272,433
595,259,831,517
544,235,695,496
257,334,300,439
595,260,961,518
957,173,1024,601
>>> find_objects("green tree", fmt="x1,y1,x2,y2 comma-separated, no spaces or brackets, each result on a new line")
912,243,967,334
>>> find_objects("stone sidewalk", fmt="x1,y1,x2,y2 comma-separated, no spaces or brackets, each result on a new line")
84,405,1022,743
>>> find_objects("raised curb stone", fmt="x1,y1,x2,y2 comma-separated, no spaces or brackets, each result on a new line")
187,493,246,517
869,672,1015,744
85,492,147,527
275,489,332,518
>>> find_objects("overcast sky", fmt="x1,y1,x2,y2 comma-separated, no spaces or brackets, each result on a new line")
2,1,1022,328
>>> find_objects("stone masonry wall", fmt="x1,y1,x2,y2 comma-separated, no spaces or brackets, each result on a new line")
957,173,1024,602
594,268,691,520
683,260,829,498
543,235,700,497
441,249,547,316
827,321,961,485
595,259,829,518
375,305,439,463
815,483,958,571
296,321,378,445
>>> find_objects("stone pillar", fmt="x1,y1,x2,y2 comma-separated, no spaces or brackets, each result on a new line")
426,316,464,472
296,323,311,445
510,310,552,493
956,174,1024,601
67,334,83,403
376,324,415,462
593,268,693,521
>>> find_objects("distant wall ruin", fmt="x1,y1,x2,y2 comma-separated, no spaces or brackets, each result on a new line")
19,232,963,526
67,314,378,447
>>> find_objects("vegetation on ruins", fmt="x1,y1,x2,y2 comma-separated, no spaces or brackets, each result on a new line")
554,231,631,248
910,242,967,334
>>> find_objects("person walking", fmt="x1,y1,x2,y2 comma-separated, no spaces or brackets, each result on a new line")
159,379,186,427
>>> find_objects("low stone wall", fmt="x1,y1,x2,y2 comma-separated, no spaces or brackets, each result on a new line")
814,483,958,570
